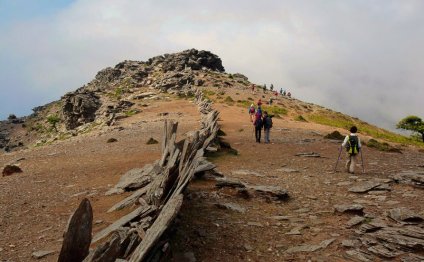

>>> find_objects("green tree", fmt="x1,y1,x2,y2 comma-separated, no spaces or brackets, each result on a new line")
397,115,424,142
47,115,60,132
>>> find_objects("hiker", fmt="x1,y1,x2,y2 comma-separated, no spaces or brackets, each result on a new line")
256,105,262,117
287,91,291,97
248,103,256,122
282,90,286,96
279,88,283,95
257,98,262,107
263,111,273,143
342,126,362,174
269,97,273,105
251,84,255,94
254,112,263,143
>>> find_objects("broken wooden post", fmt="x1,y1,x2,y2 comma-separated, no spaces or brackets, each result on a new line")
58,198,93,262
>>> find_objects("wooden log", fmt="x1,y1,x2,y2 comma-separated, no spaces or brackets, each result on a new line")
129,194,184,262
92,205,155,244
58,198,93,262
107,186,150,213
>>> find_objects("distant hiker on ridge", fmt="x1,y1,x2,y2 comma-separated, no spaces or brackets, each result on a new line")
257,98,262,107
342,126,362,174
248,103,256,122
263,111,273,144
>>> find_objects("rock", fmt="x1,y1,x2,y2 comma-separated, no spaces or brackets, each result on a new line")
387,208,424,224
243,244,253,251
215,179,246,189
345,249,374,262
334,204,364,214
106,164,160,195
324,131,345,140
348,181,381,193
276,168,300,173
285,226,304,235
286,238,335,253
341,239,361,248
337,181,353,186
58,198,92,262
247,222,264,227
295,152,321,157
107,138,118,143
2,164,23,176
270,216,291,221
346,216,366,228
248,185,289,200
391,171,424,188
32,250,55,259
194,159,216,174
183,252,196,262
358,221,386,233
62,91,101,130
215,202,246,213
232,169,264,177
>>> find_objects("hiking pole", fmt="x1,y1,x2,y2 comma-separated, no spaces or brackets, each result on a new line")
360,149,365,173
334,146,342,172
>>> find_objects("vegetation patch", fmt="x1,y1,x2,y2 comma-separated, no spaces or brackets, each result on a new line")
224,96,234,103
262,105,287,118
308,112,422,147
147,137,159,145
107,138,118,143
324,131,345,140
365,139,402,153
46,114,60,132
295,115,308,122
124,110,138,117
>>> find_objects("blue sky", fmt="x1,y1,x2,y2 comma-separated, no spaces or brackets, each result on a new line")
1,0,423,132
0,0,73,25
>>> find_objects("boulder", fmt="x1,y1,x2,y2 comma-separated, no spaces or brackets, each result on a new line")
2,165,22,176
62,91,101,130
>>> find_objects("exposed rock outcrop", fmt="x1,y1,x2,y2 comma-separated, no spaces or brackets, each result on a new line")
62,91,101,130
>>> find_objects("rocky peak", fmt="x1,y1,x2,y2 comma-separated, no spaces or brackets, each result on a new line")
147,49,225,73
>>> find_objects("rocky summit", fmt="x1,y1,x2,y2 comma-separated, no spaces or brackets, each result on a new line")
0,49,423,262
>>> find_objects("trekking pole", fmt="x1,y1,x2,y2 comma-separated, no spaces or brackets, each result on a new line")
360,149,365,173
334,146,342,172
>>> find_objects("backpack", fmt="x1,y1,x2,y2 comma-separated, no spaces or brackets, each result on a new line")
264,116,273,128
346,135,359,155
249,106,255,114
254,117,263,128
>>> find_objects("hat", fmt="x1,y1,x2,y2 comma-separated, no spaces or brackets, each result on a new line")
250,103,254,107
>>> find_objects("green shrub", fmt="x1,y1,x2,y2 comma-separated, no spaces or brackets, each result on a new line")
365,139,402,153
295,115,307,122
46,115,60,131
263,105,287,118
147,138,159,144
224,96,234,103
324,131,345,140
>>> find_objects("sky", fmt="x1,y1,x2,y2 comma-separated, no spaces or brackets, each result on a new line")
1,0,423,131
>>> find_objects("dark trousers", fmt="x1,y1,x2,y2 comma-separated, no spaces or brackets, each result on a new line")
255,126,262,142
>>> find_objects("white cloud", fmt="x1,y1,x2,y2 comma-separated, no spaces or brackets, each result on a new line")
1,0,423,131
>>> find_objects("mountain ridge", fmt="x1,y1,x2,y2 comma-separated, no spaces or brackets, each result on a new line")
0,48,421,152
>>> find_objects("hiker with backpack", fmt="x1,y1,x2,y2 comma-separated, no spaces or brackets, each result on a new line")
342,126,362,174
263,111,273,143
254,112,263,143
248,103,256,122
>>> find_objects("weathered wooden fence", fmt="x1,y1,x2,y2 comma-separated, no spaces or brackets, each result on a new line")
59,88,220,262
